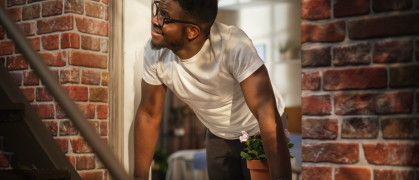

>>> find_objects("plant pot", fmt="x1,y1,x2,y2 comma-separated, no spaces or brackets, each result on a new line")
246,160,270,180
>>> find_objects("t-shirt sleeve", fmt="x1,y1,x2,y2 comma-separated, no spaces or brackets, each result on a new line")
227,28,264,83
142,40,163,85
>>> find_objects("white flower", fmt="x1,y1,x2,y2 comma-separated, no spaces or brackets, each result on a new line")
239,131,249,143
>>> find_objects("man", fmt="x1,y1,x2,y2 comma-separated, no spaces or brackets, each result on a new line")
134,0,292,179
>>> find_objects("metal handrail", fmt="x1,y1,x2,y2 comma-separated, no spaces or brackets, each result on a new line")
0,6,132,180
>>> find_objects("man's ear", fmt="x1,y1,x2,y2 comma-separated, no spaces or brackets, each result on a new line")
187,25,200,40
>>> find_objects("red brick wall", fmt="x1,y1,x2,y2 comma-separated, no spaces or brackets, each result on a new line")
301,0,419,179
0,0,109,179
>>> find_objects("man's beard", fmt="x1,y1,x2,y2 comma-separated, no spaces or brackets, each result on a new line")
151,27,186,51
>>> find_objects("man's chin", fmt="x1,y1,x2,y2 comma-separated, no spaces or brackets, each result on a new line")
151,41,164,50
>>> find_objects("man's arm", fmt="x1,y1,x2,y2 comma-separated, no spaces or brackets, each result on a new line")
240,65,292,180
134,79,166,180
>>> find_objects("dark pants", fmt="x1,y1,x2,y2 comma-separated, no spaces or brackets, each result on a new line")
205,130,251,180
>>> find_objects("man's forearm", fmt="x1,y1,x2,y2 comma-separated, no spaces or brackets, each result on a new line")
134,112,162,179
259,115,292,180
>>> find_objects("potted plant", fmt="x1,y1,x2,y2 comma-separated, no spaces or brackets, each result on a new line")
240,130,293,180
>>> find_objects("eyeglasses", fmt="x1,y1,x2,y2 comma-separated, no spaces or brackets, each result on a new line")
152,1,200,29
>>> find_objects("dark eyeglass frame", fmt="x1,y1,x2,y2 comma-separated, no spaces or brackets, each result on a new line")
152,1,200,29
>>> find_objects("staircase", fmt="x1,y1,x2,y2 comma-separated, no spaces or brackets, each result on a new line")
0,65,81,180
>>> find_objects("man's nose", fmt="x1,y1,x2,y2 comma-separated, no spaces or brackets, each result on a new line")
151,14,159,26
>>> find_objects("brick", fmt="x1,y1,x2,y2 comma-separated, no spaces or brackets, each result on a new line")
17,22,36,36
0,41,14,55
302,142,359,163
97,104,107,119
373,169,415,180
59,120,78,135
75,16,108,36
76,155,96,170
381,116,419,139
302,70,320,90
100,38,108,53
301,20,345,43
61,32,80,49
66,155,75,167
7,6,21,21
42,0,63,17
335,167,371,180
323,67,387,90
59,67,80,84
39,51,67,66
81,69,100,85
301,166,332,180
389,64,419,87
22,4,40,20
0,153,10,168
6,55,28,70
78,171,103,180
101,71,108,86
302,94,331,115
70,138,92,153
334,91,413,115
89,87,108,102
63,85,88,101
64,0,84,14
0,26,4,39
20,87,35,101
9,71,22,86
36,87,53,101
31,103,55,119
302,118,338,139
333,42,370,66
100,121,107,135
27,0,43,3
301,0,330,20
363,143,419,165
18,36,41,52
102,0,108,4
76,155,95,170
7,0,25,7
41,34,59,50
85,1,106,19
89,120,100,134
37,15,73,34
373,0,412,12
23,70,40,85
81,35,100,51
301,46,331,67
348,12,419,39
42,120,58,136
54,138,68,153
79,103,95,119
334,0,369,17
342,117,379,138
69,50,107,68
373,39,413,63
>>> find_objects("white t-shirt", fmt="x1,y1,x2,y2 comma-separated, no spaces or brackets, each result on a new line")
143,22,285,139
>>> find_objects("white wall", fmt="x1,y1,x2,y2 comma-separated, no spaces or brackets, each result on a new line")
123,0,151,176
219,0,301,107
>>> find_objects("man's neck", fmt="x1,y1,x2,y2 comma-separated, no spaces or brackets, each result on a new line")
173,35,208,60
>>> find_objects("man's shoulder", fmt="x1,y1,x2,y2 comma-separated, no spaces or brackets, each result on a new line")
210,22,254,52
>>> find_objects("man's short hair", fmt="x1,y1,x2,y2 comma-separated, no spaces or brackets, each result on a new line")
175,0,218,34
